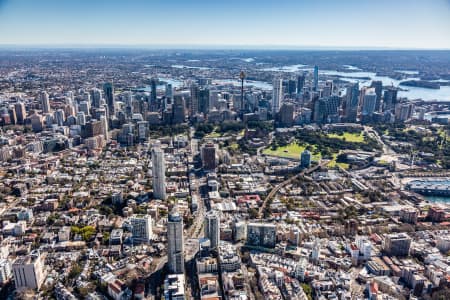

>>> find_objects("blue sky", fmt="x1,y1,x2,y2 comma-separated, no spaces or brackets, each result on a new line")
0,0,449,49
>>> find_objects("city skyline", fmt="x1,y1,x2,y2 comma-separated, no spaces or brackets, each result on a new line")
0,0,449,49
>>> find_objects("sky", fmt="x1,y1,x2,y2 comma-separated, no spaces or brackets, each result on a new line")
0,0,449,49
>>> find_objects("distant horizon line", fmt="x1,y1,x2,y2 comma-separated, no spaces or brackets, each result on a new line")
0,43,449,51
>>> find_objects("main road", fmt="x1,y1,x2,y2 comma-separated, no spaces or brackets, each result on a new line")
258,161,328,218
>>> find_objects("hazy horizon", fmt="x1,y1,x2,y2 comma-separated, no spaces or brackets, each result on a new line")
0,0,449,49
0,44,450,51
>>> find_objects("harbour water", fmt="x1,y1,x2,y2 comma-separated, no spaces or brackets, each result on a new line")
425,196,450,203
258,64,450,101
152,64,450,101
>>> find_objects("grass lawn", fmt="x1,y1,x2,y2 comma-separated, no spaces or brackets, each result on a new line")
205,132,222,138
326,152,349,169
229,143,239,151
263,142,321,161
438,128,447,139
327,132,365,143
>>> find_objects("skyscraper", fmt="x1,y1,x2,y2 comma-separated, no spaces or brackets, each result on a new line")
30,114,43,132
103,82,115,116
345,83,360,122
152,145,166,200
204,211,220,249
54,109,65,126
370,81,383,111
190,84,200,116
313,96,340,124
40,91,50,114
198,88,210,114
150,78,158,104
297,74,305,95
201,142,217,171
166,83,173,100
313,65,319,91
272,78,283,114
76,111,86,126
167,207,184,274
100,115,109,140
383,87,398,111
172,95,185,124
362,89,377,116
239,71,246,114
287,79,297,96
279,103,294,126
14,102,26,124
90,88,103,109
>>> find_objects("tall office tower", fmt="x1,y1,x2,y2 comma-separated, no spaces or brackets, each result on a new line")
100,115,109,140
166,83,173,100
85,119,103,138
239,71,246,114
287,79,297,96
76,112,86,126
103,82,115,116
172,95,186,124
313,65,319,91
130,214,153,243
297,73,306,95
150,78,158,104
313,96,340,124
78,101,90,116
64,104,75,118
30,114,43,132
190,84,200,116
167,207,184,274
44,114,54,128
12,251,45,290
137,121,148,141
90,88,103,108
14,102,27,124
383,87,398,111
152,146,166,200
198,88,210,114
370,81,383,111
204,211,220,249
54,109,65,126
362,89,377,117
279,103,294,126
323,80,333,97
345,83,360,122
40,91,51,113
395,103,415,122
383,233,411,257
8,108,17,125
272,78,283,114
209,90,220,111
201,142,217,171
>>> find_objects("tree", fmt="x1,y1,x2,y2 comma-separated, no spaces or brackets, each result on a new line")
68,263,82,280
301,283,313,300
248,208,259,219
